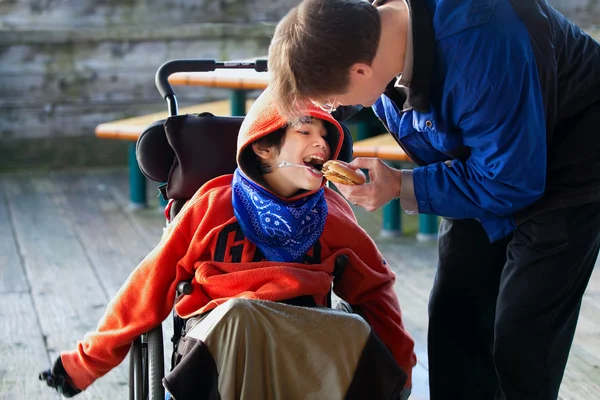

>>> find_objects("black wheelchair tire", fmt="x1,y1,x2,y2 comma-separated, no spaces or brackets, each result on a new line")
147,324,165,400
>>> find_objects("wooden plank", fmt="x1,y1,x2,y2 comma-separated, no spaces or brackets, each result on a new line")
376,240,438,400
99,169,167,248
78,169,176,368
2,102,166,139
0,292,55,399
95,99,256,141
559,266,600,400
0,186,28,293
559,342,600,400
380,241,437,366
1,169,598,400
169,64,269,90
51,170,154,297
0,173,128,399
378,237,600,400
53,169,176,373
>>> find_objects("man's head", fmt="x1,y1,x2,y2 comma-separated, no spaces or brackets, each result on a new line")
268,0,384,118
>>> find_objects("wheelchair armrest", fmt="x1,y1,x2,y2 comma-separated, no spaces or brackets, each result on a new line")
176,281,193,295
333,254,349,282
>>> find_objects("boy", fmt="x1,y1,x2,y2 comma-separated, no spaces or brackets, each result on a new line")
39,87,416,399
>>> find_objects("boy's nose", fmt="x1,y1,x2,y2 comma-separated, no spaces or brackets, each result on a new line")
314,136,327,148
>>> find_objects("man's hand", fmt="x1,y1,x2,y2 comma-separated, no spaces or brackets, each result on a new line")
333,157,402,211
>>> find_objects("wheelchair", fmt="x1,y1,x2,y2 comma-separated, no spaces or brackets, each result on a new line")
128,59,356,400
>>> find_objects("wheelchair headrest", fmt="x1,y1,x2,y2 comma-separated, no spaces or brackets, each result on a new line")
136,112,354,201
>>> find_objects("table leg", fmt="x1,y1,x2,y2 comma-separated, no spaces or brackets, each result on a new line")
230,89,247,116
417,214,439,241
128,142,147,209
381,198,402,237
356,120,371,141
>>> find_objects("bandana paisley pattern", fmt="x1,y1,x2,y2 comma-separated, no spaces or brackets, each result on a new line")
231,169,327,262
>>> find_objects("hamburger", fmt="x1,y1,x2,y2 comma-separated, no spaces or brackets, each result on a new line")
321,160,366,185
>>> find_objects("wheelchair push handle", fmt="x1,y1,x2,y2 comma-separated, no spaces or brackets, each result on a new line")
155,58,268,116
155,59,216,100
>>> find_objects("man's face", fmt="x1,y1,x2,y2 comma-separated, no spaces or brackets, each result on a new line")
318,63,389,110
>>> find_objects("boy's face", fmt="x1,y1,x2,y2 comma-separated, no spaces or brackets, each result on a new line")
261,119,332,198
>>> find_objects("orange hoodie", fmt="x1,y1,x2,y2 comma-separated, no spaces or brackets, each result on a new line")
60,87,417,391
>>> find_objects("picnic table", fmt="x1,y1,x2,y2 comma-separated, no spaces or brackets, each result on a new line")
169,65,268,116
95,58,438,239
167,60,377,141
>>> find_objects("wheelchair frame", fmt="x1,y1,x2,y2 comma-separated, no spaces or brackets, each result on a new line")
130,325,164,400
128,58,352,400
128,59,267,400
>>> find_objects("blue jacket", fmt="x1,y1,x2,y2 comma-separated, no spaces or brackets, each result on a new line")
370,0,600,242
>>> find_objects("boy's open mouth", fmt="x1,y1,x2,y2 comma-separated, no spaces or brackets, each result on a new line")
303,155,325,173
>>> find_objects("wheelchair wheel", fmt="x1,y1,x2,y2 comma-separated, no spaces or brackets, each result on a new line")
129,337,144,400
129,324,165,400
147,324,165,400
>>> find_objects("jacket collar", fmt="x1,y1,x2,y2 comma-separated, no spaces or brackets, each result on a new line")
383,0,436,113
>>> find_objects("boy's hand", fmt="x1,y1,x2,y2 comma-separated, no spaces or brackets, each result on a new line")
333,157,402,211
39,357,81,398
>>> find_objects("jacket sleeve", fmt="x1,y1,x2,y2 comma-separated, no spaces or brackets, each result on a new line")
327,195,416,388
412,56,546,220
59,205,201,391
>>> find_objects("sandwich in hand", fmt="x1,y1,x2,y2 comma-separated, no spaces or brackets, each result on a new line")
321,160,366,185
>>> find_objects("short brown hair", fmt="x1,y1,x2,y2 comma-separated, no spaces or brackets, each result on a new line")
268,0,381,118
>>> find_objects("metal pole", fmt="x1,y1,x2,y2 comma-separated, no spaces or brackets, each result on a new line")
128,143,147,209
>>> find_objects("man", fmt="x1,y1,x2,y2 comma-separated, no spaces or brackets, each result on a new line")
268,0,600,399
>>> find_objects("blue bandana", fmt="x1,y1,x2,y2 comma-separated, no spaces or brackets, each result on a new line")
231,169,327,263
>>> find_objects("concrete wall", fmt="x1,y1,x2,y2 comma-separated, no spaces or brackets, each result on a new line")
552,0,600,26
0,0,298,27
0,0,299,170
0,24,275,141
0,0,598,170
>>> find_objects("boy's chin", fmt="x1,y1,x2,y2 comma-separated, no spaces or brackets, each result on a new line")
302,180,324,192
287,176,324,195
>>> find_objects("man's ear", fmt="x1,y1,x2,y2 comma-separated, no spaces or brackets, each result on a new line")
349,62,373,81
252,142,273,161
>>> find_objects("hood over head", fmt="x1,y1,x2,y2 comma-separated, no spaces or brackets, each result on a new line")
236,86,345,200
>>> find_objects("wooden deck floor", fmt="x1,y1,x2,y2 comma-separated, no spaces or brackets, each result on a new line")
0,168,598,399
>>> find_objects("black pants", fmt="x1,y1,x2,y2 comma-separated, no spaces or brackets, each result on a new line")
427,202,600,400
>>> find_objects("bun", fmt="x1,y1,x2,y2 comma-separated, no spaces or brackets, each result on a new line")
322,160,366,185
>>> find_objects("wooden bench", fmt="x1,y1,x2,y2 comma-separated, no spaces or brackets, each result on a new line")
95,99,256,208
352,132,412,161
352,133,439,241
